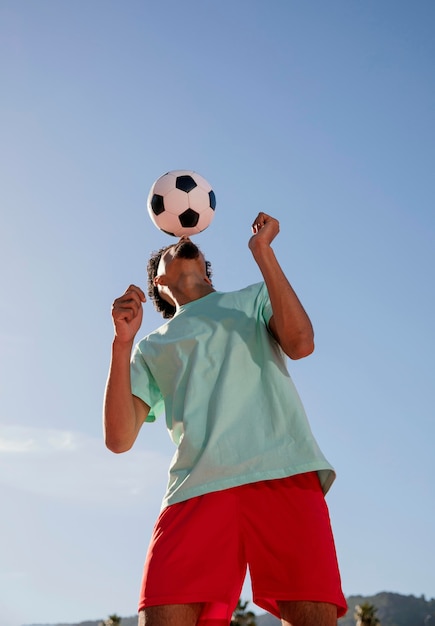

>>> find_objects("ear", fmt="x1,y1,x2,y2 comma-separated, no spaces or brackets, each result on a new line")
154,275,167,287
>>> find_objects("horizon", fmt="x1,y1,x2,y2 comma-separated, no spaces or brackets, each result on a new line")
19,591,435,626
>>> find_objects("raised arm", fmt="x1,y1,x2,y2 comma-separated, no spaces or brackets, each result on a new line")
248,213,314,360
103,284,150,453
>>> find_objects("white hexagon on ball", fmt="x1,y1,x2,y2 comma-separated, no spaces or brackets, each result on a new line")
147,170,216,237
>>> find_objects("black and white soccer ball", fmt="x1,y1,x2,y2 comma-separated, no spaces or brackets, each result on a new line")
147,170,216,237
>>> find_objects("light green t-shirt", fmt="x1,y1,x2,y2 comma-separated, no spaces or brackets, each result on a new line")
131,282,335,509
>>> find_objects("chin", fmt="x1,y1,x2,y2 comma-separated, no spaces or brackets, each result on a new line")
173,240,200,259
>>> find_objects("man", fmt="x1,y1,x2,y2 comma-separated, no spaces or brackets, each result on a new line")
104,212,346,626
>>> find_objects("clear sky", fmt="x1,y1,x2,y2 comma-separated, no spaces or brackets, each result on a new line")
1,2,434,625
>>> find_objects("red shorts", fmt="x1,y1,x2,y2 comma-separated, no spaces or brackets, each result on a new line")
139,473,347,623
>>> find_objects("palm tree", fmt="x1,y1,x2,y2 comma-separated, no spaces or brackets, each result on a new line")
104,615,122,626
231,599,257,625
354,602,380,626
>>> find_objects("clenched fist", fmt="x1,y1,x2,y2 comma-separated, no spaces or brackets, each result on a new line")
112,284,146,344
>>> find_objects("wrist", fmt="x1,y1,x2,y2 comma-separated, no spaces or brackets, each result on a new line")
250,239,274,261
112,336,135,354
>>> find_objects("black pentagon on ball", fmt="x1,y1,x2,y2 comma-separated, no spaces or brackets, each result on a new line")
176,175,197,193
179,208,200,228
150,194,165,216
209,190,216,210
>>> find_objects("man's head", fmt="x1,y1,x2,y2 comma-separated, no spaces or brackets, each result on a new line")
147,239,213,318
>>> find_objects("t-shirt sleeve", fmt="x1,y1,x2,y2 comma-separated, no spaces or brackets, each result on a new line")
130,345,164,422
257,282,273,326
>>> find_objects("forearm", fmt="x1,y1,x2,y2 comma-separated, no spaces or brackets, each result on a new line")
251,243,314,359
103,339,143,453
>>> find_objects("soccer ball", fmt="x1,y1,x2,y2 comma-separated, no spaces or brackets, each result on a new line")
147,170,216,237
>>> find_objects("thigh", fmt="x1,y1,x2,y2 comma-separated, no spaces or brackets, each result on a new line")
278,600,337,626
243,474,347,619
139,490,246,622
138,603,203,626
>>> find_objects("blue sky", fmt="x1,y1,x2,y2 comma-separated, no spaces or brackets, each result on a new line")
1,1,434,625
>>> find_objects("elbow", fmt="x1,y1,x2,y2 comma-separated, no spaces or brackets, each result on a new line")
105,439,133,454
271,318,315,360
286,337,315,360
104,430,134,454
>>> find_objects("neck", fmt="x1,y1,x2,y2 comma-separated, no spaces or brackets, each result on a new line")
166,275,215,309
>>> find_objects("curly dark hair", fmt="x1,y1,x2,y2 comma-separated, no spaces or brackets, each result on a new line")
147,244,213,319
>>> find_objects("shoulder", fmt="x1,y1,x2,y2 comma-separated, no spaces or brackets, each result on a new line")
133,319,172,354
223,282,266,301
235,282,270,307
217,283,270,319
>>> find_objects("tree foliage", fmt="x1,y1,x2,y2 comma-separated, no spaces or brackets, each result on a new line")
103,615,122,626
231,598,257,625
355,602,380,626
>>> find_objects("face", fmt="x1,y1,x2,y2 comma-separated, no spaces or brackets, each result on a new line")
154,238,210,300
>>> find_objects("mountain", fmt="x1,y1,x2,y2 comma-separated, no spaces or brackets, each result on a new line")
338,592,435,626
256,593,435,625
23,592,435,626
256,613,280,625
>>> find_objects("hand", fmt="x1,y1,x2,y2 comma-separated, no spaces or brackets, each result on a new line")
111,284,146,344
248,212,280,254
